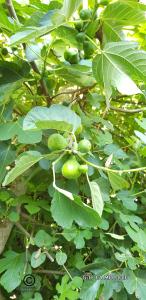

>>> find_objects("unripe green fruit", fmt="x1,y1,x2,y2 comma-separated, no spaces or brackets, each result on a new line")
1,48,8,56
64,48,79,64
12,46,17,52
62,156,81,179
48,133,68,151
75,21,83,32
79,164,88,174
79,9,92,20
76,32,85,43
78,139,91,153
83,41,95,58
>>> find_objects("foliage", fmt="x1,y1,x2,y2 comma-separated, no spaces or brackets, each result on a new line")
1,0,146,299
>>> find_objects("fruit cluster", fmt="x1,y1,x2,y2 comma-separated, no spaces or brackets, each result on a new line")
48,133,91,179
64,9,96,64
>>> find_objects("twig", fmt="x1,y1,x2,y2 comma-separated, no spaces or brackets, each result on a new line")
110,105,146,113
23,82,34,95
29,62,51,106
21,212,34,222
44,250,54,263
15,222,31,238
69,96,80,107
113,94,129,100
34,269,65,275
51,87,93,100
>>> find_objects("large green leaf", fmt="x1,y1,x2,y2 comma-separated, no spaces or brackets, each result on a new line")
102,0,146,25
96,177,110,202
63,227,92,249
92,42,146,104
123,269,146,300
0,118,42,144
54,25,79,47
2,151,43,186
34,230,53,248
102,0,146,42
0,61,30,105
123,269,136,294
51,191,101,229
0,251,25,292
0,61,30,84
102,22,123,43
135,275,146,300
31,252,46,268
25,43,41,62
79,279,100,300
55,64,96,87
102,279,122,300
0,143,16,184
10,10,65,45
0,7,17,31
125,225,146,251
108,172,129,191
117,191,137,211
0,82,20,105
61,0,82,19
88,181,104,217
23,104,81,132
56,251,67,265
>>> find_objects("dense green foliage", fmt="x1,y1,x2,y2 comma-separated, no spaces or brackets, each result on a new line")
1,0,146,299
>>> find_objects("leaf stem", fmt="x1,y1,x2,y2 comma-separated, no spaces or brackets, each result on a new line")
52,152,74,200
63,264,73,280
131,190,146,196
101,267,122,277
44,250,54,263
85,34,99,49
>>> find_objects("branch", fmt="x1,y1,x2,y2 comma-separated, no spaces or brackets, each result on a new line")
77,153,146,174
51,90,80,99
6,0,19,22
6,0,51,106
110,105,146,113
15,222,31,238
51,86,94,100
30,61,51,105
34,269,65,275
113,94,129,100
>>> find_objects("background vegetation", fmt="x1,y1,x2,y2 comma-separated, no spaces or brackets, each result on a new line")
1,0,146,299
